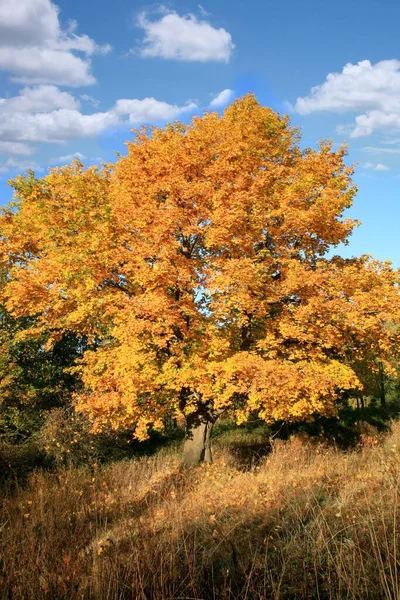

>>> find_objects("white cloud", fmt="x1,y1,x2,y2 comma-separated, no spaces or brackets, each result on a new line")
0,157,40,175
352,111,400,138
295,60,400,114
0,85,78,113
0,48,96,87
0,108,119,143
335,123,355,136
80,94,100,107
50,151,86,164
0,141,34,155
381,137,400,145
294,59,400,138
0,87,199,149
49,152,106,166
114,97,197,123
136,9,234,62
209,89,233,108
0,0,60,47
0,151,106,176
363,146,400,154
198,5,210,17
0,0,111,86
363,162,390,171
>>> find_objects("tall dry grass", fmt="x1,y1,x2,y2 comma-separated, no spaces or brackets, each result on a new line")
1,422,400,599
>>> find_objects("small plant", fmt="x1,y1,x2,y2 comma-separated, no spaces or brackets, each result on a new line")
39,407,101,467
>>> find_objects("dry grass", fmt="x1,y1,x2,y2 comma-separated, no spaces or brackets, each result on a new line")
1,422,400,599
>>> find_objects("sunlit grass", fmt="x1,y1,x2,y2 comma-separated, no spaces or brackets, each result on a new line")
2,422,400,598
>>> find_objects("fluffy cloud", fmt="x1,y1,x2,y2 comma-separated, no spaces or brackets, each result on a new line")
136,10,234,62
0,141,34,155
0,86,198,151
0,107,118,143
0,157,40,175
0,81,204,174
294,60,400,137
114,97,197,123
352,111,400,138
209,89,233,108
0,48,96,87
50,152,86,164
0,0,111,86
294,60,400,114
0,85,78,113
363,162,390,171
49,152,106,166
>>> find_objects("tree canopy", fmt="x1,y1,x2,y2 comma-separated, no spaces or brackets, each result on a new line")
1,94,400,465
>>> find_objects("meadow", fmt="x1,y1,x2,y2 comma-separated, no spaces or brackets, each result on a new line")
2,408,400,599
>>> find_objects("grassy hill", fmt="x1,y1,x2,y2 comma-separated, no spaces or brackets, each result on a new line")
1,415,400,599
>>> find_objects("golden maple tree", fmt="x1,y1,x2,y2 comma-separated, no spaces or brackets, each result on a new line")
1,95,400,466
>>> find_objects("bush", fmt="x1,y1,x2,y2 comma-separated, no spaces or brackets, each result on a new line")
39,407,113,467
38,407,183,468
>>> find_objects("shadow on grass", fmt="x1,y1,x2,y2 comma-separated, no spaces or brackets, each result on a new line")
212,419,273,468
0,441,53,490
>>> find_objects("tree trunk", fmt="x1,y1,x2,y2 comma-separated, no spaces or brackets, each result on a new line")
182,411,215,468
379,362,386,407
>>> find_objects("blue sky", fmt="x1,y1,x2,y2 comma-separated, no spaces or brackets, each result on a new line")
0,0,399,265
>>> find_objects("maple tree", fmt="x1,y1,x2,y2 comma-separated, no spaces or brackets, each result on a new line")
1,95,400,466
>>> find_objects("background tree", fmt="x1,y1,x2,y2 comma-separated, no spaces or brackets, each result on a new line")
0,267,85,440
1,95,400,466
0,176,85,441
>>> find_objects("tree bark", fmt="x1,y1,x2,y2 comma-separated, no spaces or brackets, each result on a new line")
182,411,215,468
379,362,386,407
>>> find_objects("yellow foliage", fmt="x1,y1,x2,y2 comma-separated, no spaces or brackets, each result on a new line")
1,96,400,437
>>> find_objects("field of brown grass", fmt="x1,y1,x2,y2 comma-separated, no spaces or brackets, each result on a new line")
1,422,400,599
